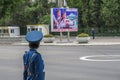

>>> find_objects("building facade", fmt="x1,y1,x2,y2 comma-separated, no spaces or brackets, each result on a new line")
27,24,49,36
0,26,20,37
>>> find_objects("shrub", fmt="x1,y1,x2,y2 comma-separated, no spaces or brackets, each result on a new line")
44,34,54,37
77,33,89,37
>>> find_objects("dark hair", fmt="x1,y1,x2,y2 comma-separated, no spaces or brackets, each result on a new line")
56,9,60,13
29,43,40,49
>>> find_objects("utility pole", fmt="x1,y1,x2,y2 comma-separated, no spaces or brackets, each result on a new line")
58,0,67,7
58,0,63,7
58,0,69,42
58,0,63,42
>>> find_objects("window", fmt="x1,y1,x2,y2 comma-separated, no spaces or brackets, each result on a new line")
0,29,1,33
31,28,38,31
3,29,8,33
35,28,38,31
28,28,30,32
31,28,35,31
39,28,42,32
11,29,14,33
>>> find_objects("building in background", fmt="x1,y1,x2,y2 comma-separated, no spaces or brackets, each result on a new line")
27,24,49,36
0,26,20,37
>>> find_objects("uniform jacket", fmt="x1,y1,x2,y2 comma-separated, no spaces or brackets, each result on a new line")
23,49,44,80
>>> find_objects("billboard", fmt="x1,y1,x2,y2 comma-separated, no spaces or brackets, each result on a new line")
51,8,78,32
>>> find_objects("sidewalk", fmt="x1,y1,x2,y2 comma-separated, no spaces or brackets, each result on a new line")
13,37,120,46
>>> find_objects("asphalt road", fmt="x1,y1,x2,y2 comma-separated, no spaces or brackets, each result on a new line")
0,45,120,80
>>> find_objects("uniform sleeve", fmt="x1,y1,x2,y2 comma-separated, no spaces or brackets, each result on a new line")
23,53,28,80
34,54,44,80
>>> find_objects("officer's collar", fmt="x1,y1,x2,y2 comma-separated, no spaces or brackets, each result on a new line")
30,48,37,52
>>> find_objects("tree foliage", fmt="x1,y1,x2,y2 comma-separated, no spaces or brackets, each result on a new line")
66,0,120,34
0,0,120,35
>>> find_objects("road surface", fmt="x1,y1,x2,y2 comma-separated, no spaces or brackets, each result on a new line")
0,45,120,80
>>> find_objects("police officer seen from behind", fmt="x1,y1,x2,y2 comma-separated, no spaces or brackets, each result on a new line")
23,31,44,80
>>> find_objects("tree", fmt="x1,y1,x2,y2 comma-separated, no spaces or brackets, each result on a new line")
101,0,120,33
1,0,120,35
0,0,24,26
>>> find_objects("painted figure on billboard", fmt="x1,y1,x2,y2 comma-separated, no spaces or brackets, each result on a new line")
53,9,61,29
59,11,67,29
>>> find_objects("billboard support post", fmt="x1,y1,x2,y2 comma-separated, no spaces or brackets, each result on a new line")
67,31,70,42
60,31,63,42
58,0,63,42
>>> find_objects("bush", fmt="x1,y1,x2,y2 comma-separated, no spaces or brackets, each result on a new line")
44,34,54,37
77,33,89,37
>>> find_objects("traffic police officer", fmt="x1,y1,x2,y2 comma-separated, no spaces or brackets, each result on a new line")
23,31,44,80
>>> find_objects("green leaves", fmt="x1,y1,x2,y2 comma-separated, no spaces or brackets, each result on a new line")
0,0,120,34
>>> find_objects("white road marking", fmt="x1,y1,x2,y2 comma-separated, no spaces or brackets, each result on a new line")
80,55,120,61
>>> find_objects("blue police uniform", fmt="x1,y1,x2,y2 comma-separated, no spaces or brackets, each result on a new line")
23,31,44,80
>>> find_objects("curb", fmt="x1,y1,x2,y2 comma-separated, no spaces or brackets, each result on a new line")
12,42,120,46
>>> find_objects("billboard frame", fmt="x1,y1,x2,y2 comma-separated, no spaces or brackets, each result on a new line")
51,8,78,32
